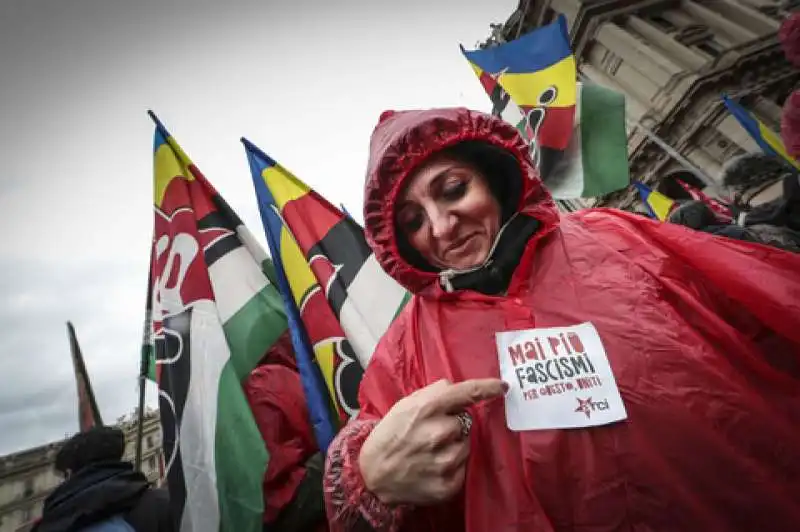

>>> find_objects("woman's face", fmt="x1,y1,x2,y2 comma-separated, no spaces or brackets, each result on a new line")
396,153,501,270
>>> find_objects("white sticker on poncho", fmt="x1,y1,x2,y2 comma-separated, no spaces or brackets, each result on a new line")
496,322,627,431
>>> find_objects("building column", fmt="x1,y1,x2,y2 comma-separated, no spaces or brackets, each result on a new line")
753,97,784,131
718,115,760,152
595,22,684,87
684,146,724,182
626,16,707,71
715,0,780,36
681,0,759,45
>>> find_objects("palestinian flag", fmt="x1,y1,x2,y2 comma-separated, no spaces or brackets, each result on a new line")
462,15,629,199
148,112,288,532
66,321,103,432
141,247,282,384
243,138,409,423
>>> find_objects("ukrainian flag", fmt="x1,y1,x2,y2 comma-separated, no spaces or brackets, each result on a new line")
634,181,676,222
461,15,576,150
722,95,800,171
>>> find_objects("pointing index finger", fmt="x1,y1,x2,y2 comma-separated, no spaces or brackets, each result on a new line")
429,378,507,415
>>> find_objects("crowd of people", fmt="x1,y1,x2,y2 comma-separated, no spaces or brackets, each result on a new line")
668,153,800,252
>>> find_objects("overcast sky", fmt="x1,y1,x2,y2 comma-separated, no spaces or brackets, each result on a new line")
0,0,516,455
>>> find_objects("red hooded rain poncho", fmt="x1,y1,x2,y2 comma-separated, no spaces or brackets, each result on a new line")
323,108,800,532
244,331,323,527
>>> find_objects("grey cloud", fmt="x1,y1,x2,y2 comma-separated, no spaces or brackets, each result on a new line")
0,258,155,455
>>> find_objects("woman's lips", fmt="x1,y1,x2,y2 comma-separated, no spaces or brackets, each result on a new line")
445,233,479,255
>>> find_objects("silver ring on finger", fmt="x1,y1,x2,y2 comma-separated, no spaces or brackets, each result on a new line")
455,412,473,439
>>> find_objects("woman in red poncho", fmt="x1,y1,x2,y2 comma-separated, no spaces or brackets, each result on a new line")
323,108,800,531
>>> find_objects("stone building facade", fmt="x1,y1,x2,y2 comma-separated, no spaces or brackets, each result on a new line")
492,0,798,211
0,411,163,532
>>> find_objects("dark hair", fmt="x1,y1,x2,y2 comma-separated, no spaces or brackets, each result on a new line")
667,200,719,229
443,141,523,222
395,140,523,271
55,426,126,475
720,153,794,193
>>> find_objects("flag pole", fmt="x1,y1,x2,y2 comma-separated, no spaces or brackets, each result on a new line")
134,348,148,472
135,247,155,472
623,116,719,191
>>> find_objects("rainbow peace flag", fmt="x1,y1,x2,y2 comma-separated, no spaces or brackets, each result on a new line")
461,15,629,199
634,181,676,221
722,95,800,171
243,138,409,429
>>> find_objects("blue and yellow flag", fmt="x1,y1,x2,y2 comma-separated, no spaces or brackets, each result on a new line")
243,138,409,432
634,181,675,221
722,95,800,171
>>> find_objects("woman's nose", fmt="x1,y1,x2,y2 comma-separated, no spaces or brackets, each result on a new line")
429,208,456,239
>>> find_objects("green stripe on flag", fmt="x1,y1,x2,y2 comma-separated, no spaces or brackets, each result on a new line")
261,258,279,287
143,345,157,382
393,291,412,321
215,363,269,532
580,83,630,198
222,285,288,381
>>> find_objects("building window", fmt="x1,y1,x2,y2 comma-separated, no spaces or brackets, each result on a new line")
648,15,677,33
23,478,34,497
21,506,32,522
696,40,722,58
148,456,156,471
146,436,154,449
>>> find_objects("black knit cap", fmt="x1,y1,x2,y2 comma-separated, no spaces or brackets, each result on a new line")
395,140,524,272
55,426,126,475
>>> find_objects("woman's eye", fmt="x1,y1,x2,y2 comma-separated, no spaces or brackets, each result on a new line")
399,212,423,233
442,181,467,201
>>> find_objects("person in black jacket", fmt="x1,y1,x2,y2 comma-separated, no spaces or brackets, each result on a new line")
33,426,174,532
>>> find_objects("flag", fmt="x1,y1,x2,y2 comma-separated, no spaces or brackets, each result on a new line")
149,112,288,532
66,321,103,432
722,94,800,171
142,248,281,385
462,15,630,199
243,146,339,450
243,138,409,423
634,181,676,221
676,178,733,222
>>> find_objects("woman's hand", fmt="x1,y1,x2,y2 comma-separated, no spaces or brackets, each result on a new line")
358,378,506,506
